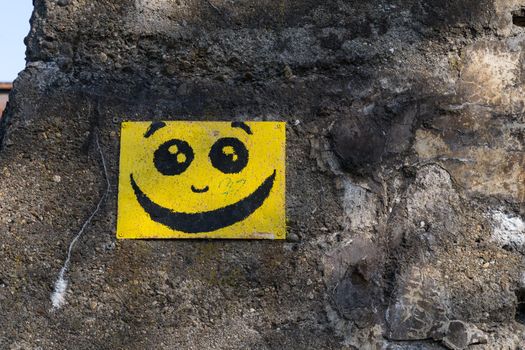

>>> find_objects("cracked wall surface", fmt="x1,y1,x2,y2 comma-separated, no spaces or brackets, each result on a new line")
0,0,524,349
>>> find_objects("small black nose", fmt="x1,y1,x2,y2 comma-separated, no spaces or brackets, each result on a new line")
191,185,209,193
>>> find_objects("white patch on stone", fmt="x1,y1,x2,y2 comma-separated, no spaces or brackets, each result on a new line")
341,179,378,232
490,210,525,247
131,0,184,33
51,274,68,309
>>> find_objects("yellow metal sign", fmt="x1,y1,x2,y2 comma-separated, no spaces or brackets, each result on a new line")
117,121,286,239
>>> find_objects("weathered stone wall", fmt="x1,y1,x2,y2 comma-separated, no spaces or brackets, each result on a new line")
1,0,524,349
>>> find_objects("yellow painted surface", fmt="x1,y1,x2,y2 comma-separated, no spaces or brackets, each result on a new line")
117,121,286,239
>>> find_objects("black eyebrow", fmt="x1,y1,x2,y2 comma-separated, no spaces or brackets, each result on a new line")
231,121,252,135
144,121,166,138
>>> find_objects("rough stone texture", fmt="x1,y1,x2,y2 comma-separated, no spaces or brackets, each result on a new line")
1,0,525,349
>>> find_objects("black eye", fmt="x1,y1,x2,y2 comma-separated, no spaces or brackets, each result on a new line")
154,139,194,175
209,137,248,174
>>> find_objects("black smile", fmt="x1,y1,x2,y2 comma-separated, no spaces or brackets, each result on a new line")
191,185,209,193
130,170,276,233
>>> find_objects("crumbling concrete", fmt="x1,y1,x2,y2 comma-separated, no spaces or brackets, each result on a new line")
0,0,524,349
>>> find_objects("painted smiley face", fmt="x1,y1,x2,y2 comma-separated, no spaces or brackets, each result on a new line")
117,121,286,239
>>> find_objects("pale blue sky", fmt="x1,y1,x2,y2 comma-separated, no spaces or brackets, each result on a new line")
0,2,33,82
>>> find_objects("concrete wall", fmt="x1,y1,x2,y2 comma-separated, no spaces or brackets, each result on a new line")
0,0,524,349
0,94,8,116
